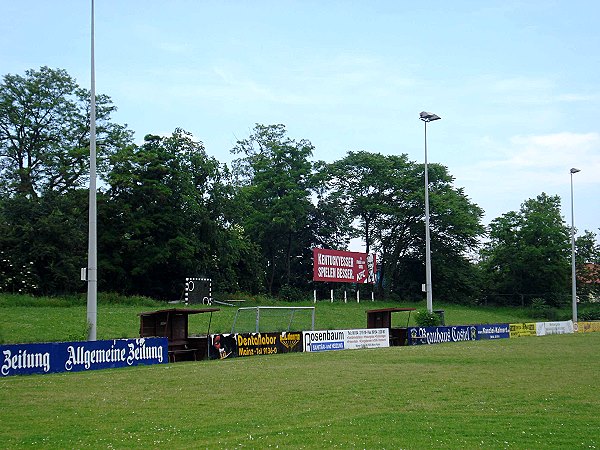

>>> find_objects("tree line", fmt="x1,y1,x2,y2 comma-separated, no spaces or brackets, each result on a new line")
1,67,598,306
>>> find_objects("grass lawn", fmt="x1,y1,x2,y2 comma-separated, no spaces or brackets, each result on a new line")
0,293,536,345
1,333,598,448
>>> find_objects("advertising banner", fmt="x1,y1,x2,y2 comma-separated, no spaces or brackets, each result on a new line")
313,248,377,284
1,338,167,377
578,321,600,333
509,323,537,338
407,326,477,345
209,332,303,359
476,324,510,340
536,321,574,336
303,328,389,352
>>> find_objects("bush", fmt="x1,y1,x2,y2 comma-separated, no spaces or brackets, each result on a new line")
278,285,306,302
98,292,161,307
528,298,560,321
414,309,442,327
579,305,600,321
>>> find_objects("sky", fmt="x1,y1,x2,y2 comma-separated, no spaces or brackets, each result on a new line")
1,1,599,243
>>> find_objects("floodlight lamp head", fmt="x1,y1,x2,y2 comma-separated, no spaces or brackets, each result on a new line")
420,111,441,122
570,168,581,174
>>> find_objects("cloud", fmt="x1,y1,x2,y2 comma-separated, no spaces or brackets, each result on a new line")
506,132,599,171
454,131,600,224
460,131,599,184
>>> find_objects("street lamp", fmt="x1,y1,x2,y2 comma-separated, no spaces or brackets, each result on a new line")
86,0,98,340
420,111,441,313
570,167,580,327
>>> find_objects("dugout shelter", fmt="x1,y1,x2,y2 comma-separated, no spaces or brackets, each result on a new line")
366,307,416,346
139,308,219,362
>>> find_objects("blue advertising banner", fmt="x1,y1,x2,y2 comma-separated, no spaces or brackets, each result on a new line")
407,325,477,345
476,324,510,340
1,338,168,377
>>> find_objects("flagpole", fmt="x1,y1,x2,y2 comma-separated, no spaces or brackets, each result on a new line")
86,0,98,340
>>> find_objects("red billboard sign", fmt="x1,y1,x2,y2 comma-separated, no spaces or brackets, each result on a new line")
313,248,377,284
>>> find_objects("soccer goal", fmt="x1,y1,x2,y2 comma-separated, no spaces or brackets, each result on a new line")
231,306,315,333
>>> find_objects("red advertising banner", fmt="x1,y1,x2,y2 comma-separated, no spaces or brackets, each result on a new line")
313,248,377,284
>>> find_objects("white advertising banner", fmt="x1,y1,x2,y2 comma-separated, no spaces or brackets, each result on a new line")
302,328,389,352
536,320,574,336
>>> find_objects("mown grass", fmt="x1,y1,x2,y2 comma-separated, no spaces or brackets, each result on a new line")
1,333,598,448
1,293,536,344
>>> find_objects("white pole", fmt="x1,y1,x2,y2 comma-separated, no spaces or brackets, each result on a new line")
86,0,98,341
423,119,433,313
344,290,347,303
313,289,316,304
330,289,333,303
357,290,360,303
419,111,441,313
570,168,580,326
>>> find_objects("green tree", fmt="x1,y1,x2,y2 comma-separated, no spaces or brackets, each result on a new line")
0,66,132,197
231,124,316,294
480,193,571,306
102,129,222,298
102,128,262,298
323,151,484,302
0,190,88,295
575,230,600,301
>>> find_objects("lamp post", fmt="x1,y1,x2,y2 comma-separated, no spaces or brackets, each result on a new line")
570,167,580,326
86,0,97,340
419,111,441,313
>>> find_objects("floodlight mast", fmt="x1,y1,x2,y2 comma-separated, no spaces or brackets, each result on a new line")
86,0,98,341
419,111,441,313
570,167,580,326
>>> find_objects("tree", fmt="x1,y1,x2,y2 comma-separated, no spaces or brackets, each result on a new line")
323,151,484,301
101,128,263,299
0,66,132,197
101,129,221,298
575,230,600,301
326,151,401,254
0,190,88,295
480,193,571,306
231,124,316,294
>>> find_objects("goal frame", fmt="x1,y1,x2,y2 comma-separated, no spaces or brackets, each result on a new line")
231,306,315,333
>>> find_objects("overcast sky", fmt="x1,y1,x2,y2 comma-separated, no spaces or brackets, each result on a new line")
2,1,598,240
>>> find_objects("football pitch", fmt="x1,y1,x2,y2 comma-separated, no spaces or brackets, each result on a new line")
1,332,598,448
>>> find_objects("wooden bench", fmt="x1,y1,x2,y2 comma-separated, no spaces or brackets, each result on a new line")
168,340,197,363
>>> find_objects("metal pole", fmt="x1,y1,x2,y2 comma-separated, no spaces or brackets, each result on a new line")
424,120,433,313
570,168,580,325
86,0,98,340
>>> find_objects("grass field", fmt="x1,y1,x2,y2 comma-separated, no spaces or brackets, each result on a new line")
1,294,599,448
1,332,598,448
0,293,537,345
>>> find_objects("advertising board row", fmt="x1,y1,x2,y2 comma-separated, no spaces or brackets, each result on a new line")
4,320,596,376
1,338,167,377
510,320,574,337
406,324,512,345
209,328,389,359
406,321,577,345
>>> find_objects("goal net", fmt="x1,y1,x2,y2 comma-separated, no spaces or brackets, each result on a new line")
231,306,315,333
